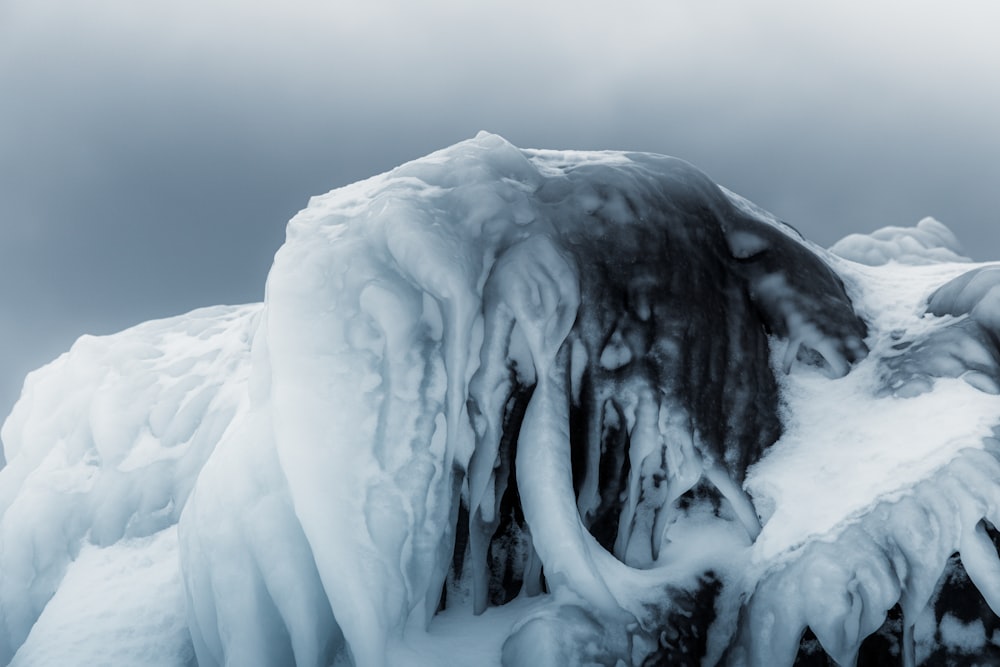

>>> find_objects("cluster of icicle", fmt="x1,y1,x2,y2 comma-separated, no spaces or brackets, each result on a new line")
729,438,1000,666
1,133,1000,666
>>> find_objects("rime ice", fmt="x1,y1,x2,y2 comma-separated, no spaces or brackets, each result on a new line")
2,133,1000,666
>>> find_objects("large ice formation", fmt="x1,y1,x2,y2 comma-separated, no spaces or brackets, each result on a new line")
3,132,1000,666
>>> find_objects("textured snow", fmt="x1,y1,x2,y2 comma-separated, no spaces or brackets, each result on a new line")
747,260,1000,561
0,304,257,663
2,133,1000,666
10,527,193,667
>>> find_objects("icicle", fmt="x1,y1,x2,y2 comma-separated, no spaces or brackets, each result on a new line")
798,553,863,666
464,249,525,617
888,495,954,623
422,479,462,627
468,510,492,615
652,405,702,560
615,388,660,562
574,372,613,522
726,579,806,667
959,519,1000,617
650,471,701,561
440,294,476,468
703,463,761,541
781,338,802,375
489,235,626,616
516,362,628,616
466,290,515,520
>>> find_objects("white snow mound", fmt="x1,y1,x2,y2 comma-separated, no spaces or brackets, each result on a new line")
830,216,971,265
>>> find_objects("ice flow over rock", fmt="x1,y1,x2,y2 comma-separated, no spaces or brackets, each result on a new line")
3,132,1000,666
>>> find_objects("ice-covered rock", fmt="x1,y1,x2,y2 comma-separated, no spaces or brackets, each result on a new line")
830,217,971,266
2,133,1000,666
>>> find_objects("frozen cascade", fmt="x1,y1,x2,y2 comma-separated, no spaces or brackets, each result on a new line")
2,133,1000,665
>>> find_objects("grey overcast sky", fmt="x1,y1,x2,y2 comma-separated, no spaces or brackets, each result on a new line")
1,0,999,420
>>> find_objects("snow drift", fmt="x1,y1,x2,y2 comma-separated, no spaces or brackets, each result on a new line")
3,133,1000,666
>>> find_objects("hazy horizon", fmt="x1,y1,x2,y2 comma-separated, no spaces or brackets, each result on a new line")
3,0,1000,421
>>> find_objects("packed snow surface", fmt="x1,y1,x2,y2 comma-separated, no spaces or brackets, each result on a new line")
2,133,1000,666
10,527,193,667
0,304,257,663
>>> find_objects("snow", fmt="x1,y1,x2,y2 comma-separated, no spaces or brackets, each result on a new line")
2,133,1000,666
10,527,194,667
746,260,1000,560
0,304,257,663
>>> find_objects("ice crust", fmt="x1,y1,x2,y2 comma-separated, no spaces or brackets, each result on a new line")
2,133,1000,666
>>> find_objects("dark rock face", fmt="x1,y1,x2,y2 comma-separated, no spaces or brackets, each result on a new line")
459,154,869,662
552,158,865,551
642,572,724,667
